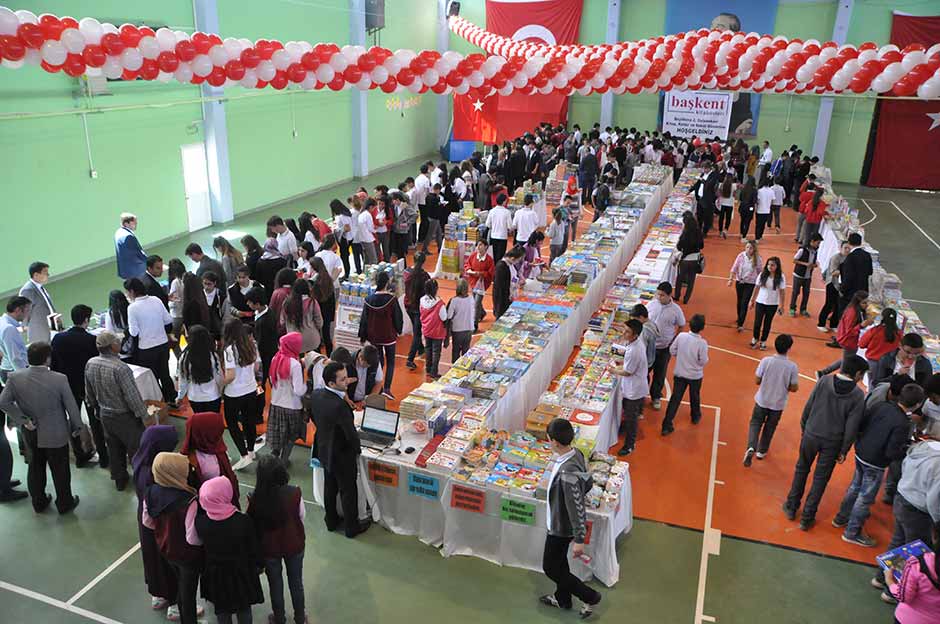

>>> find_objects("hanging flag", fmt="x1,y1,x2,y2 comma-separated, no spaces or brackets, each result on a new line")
453,91,499,142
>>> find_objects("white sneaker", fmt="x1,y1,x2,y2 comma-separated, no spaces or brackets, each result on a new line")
652,399,661,410
248,451,257,462
232,455,254,471
816,326,829,333
755,452,767,459
166,605,180,621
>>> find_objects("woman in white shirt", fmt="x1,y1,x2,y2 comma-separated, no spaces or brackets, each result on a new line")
748,256,787,350
296,242,315,278
330,199,356,277
167,258,186,359
727,239,762,332
267,332,307,464
176,324,223,412
315,233,345,288
221,318,261,471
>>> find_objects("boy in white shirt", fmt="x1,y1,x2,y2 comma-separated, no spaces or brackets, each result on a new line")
485,193,513,263
268,215,298,264
662,314,709,436
512,194,541,246
356,202,377,266
770,176,786,235
546,209,566,265
744,334,799,466
755,179,775,241
616,319,649,456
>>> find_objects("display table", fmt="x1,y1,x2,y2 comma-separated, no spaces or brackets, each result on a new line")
129,364,162,402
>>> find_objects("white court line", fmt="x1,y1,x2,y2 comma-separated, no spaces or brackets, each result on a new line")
859,199,878,227
904,298,940,306
708,344,818,383
66,543,141,605
0,580,124,624
694,405,722,624
889,200,940,252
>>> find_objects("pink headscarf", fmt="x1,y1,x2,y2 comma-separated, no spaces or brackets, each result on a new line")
199,476,237,521
269,332,303,386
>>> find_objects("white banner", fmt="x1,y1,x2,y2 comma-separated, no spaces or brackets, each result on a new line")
662,91,733,140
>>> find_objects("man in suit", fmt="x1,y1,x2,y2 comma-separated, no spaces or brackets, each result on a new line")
309,362,371,538
690,162,720,236
507,144,527,193
0,341,82,513
140,255,169,309
838,232,873,316
115,212,148,280
246,287,278,394
50,305,108,469
18,261,57,345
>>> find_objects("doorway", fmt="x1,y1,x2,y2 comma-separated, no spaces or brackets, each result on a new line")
181,143,212,232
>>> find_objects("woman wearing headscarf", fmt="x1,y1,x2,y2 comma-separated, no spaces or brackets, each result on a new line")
254,239,288,297
142,453,203,624
267,333,307,465
132,426,181,619
188,477,264,624
180,411,240,505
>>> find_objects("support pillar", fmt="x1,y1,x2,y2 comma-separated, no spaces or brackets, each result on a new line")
813,0,854,159
437,0,452,151
599,0,621,129
351,0,369,177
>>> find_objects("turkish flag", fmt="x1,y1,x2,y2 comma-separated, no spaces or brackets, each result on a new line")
866,14,940,190
453,0,584,143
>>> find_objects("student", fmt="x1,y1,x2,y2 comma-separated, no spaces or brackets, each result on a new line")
512,194,541,247
126,277,176,402
728,239,762,332
492,247,525,320
240,235,262,282
330,199,356,277
421,185,444,255
268,268,297,334
716,173,737,239
770,176,785,234
752,178,774,241
212,237,244,287
254,239,289,297
181,273,211,338
661,314,709,436
356,198,379,266
833,384,925,547
309,257,336,356
859,307,901,373
358,271,402,399
281,280,323,354
521,231,545,280
372,195,391,262
539,418,602,619
629,304,658,372
268,333,307,465
222,319,261,471
404,253,429,370
180,410,240,504
463,241,495,331
346,345,383,407
800,187,829,248
296,242,315,278
748,256,786,350
268,215,298,265
247,456,307,624
246,288,277,397
447,279,475,363
819,290,871,376
564,194,581,245
873,333,933,388
420,280,448,380
674,214,704,305
189,477,264,624
647,282,686,411
547,209,566,265
225,266,262,326
201,271,225,339
922,375,940,438
744,334,799,467
736,175,757,241
839,232,873,313
176,325,223,414
616,319,649,456
486,193,513,263
314,234,344,288
884,521,940,621
818,240,851,333
789,233,822,317
783,356,868,531
185,243,226,282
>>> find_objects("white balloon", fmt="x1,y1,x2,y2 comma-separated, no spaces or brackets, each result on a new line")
192,54,213,77
174,30,188,42
356,74,372,90
468,71,484,87
328,52,348,72
14,10,38,25
139,36,160,60
156,71,173,83
121,48,143,71
830,72,850,91
272,49,291,70
843,59,861,75
85,66,102,76
395,49,416,65
901,50,926,71
551,73,567,88
155,28,177,51
23,48,40,65
879,44,900,55
796,66,813,83
341,45,359,63
577,86,591,96
498,84,514,96
60,29,87,55
102,23,119,35
433,59,449,75
918,77,940,99
301,74,318,90
40,40,67,66
1,58,23,69
442,50,461,64
383,56,401,75
285,41,304,62
927,44,940,59
103,58,123,79
314,64,334,83
857,49,877,64
407,78,423,93
422,68,439,85
882,61,904,83
455,81,470,94
371,65,388,83
870,74,892,93
511,72,528,88
590,75,605,89
0,6,18,35
79,17,104,44
174,64,193,83
240,68,258,88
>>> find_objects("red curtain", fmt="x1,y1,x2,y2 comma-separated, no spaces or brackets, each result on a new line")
866,13,940,190
453,0,584,143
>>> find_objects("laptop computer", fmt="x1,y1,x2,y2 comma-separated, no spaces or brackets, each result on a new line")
358,406,400,451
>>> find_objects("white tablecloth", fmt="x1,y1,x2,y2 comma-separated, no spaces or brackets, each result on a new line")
128,364,162,402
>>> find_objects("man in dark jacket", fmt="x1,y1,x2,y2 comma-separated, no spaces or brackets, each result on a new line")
579,150,598,207
833,384,924,547
140,255,169,309
783,356,868,531
246,288,278,397
507,145,527,193
357,271,402,400
838,232,872,315
689,162,720,236
872,333,933,388
308,362,370,538
404,253,429,369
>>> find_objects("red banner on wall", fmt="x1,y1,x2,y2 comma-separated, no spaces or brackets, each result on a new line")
453,0,584,143
866,14,940,190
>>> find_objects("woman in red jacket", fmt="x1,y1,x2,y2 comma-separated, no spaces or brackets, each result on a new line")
859,307,901,372
799,187,829,247
818,290,871,377
464,240,495,331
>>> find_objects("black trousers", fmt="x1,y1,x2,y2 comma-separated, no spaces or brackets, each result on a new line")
491,238,508,264
674,260,699,304
135,343,176,403
542,534,601,609
319,297,335,356
739,207,753,238
188,398,221,414
22,429,74,512
323,458,360,537
451,330,472,363
391,231,410,262
695,201,713,236
620,397,644,450
417,204,429,243
873,495,935,585
377,343,396,393
717,205,733,232
818,283,840,329
338,237,352,279
224,392,258,457
790,276,811,313
76,399,108,467
406,309,424,362
784,433,840,522
350,243,364,274
0,417,13,494
752,303,778,342
735,282,755,328
662,376,703,430
169,560,200,624
747,405,782,454
649,347,671,402
754,213,770,240
100,413,145,487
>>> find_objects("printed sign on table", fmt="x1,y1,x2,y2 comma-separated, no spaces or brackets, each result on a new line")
407,472,440,500
500,497,536,526
451,483,486,514
367,460,399,487
662,91,733,140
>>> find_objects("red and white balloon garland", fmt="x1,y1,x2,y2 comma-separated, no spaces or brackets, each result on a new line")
1,6,938,100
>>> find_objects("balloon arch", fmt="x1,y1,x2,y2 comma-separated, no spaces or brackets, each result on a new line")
0,7,938,99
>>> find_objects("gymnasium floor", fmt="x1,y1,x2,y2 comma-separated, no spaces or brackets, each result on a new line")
2,159,936,623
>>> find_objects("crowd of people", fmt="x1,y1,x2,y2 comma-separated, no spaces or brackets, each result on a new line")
0,121,938,623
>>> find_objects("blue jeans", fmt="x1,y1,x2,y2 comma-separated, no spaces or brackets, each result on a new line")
834,458,884,537
264,552,305,624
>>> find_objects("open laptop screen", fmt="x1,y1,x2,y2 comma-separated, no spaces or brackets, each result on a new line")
362,406,399,437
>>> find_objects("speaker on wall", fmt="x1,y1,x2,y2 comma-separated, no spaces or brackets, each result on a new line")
365,0,385,30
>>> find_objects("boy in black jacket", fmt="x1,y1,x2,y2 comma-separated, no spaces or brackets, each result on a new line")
832,384,924,547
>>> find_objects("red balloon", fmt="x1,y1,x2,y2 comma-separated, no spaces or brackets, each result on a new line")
431,80,447,94
207,34,223,47
156,50,179,73
457,60,473,76
893,77,916,96
83,45,107,68
327,76,345,91
139,59,159,80
397,68,415,86
315,45,333,64
122,68,139,81
191,74,205,84
410,57,427,74
175,40,196,62
288,63,307,83
570,76,586,89
101,33,126,56
380,76,398,93
859,42,878,51
0,35,25,61
466,88,479,101
207,66,226,86
191,32,212,55
60,17,79,30
446,72,462,87
531,73,548,88
849,76,869,93
301,51,319,71
595,85,608,94
120,25,142,48
881,50,902,64
343,65,362,83
63,54,86,77
255,79,268,89
39,15,64,41
225,59,246,81
17,23,44,49
139,26,155,38
490,72,507,89
40,60,61,73
640,76,656,88
241,48,261,69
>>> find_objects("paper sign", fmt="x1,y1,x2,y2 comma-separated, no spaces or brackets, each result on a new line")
451,483,486,513
367,460,399,487
407,472,440,500
662,91,733,140
500,497,536,525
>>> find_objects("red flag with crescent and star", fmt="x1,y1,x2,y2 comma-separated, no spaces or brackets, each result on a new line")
453,0,584,143
866,14,940,190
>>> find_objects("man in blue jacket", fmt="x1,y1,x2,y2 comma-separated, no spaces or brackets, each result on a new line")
114,213,148,280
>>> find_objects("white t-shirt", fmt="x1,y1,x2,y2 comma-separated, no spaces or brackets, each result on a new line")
223,344,260,398
719,183,737,207
335,214,355,241
756,187,775,215
355,210,375,244
276,230,297,260
447,296,476,333
127,295,172,350
413,174,430,206
755,275,787,306
760,147,773,165
315,249,344,282
512,207,540,244
486,206,513,240
771,184,785,206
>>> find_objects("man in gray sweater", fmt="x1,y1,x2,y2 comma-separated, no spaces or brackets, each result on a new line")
783,355,868,531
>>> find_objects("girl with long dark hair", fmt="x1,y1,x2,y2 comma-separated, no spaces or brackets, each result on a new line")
819,290,871,376
176,324,223,413
737,175,757,241
167,258,186,358
298,211,318,246
674,214,705,304
281,280,323,353
717,173,736,239
748,257,786,350
222,318,260,471
212,236,243,287
240,234,262,280
105,289,129,336
330,198,355,278
297,241,316,278
181,272,210,337
858,307,901,373
310,256,336,355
